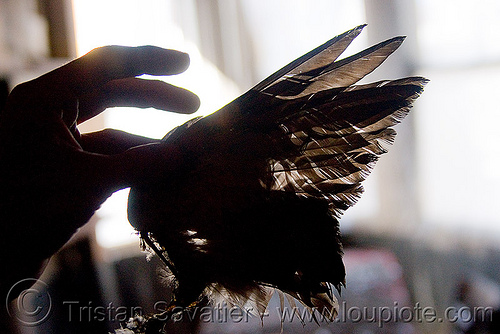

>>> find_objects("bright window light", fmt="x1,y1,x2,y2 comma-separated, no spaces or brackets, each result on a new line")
72,0,240,248
415,0,500,234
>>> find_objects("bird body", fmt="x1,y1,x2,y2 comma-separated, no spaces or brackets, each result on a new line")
127,25,427,327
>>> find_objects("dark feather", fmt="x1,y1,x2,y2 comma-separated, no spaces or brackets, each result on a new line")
127,25,427,327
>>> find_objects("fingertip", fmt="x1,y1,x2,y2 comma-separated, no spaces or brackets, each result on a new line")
172,51,191,74
184,93,201,114
139,46,191,75
161,89,200,114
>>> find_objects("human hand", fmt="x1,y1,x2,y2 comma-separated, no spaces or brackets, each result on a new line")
0,45,199,298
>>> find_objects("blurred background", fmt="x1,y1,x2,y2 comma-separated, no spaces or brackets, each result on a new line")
1,0,500,333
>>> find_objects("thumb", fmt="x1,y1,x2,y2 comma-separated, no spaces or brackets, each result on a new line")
102,142,184,191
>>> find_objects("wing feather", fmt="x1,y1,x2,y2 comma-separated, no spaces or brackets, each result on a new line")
260,36,405,99
266,77,427,216
253,24,366,93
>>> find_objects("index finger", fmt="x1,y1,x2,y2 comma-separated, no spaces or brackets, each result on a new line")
31,45,191,99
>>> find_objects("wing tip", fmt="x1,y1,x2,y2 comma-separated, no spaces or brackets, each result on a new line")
400,76,430,96
321,24,367,51
342,24,367,41
382,35,406,49
354,23,368,31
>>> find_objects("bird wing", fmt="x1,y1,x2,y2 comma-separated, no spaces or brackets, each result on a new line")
128,25,428,328
208,24,427,218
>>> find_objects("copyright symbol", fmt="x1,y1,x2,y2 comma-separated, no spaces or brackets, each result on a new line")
5,278,52,326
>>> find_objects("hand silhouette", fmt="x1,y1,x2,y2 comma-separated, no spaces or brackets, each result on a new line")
0,45,199,299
